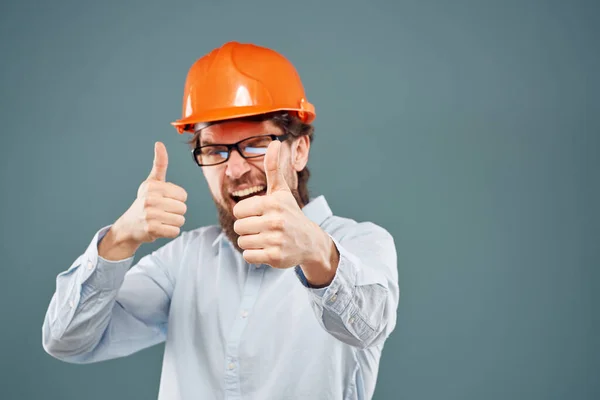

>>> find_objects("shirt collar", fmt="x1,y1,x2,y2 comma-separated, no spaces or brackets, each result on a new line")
301,195,333,227
211,195,333,249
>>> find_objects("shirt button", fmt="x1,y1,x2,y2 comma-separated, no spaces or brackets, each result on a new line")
329,294,338,302
349,317,355,324
87,260,93,270
227,362,235,370
241,310,248,318
69,300,75,308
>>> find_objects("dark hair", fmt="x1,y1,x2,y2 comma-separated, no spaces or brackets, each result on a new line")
186,111,315,206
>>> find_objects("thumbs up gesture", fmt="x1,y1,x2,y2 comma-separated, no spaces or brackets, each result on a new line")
109,142,188,249
232,140,322,269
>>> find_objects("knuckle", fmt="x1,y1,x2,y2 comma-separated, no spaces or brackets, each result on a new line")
142,208,154,222
148,180,163,193
143,196,154,208
272,231,284,245
145,180,156,192
276,198,285,211
270,217,285,231
169,183,187,201
268,247,281,262
145,220,156,235
267,197,280,210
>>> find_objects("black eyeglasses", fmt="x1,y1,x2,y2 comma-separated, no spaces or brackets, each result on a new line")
192,134,289,166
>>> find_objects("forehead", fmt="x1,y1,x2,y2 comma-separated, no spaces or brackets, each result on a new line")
200,120,282,144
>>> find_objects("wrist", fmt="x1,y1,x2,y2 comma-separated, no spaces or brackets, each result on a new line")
300,227,339,287
98,224,141,261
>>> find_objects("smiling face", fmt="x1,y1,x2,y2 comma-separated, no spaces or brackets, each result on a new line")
197,118,310,251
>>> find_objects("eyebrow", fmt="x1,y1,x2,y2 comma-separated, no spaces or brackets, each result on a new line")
199,134,218,146
199,133,280,147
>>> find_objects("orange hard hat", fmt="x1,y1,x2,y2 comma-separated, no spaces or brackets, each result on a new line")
171,41,316,134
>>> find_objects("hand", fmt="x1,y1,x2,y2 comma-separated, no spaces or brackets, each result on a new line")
232,140,325,269
110,142,188,247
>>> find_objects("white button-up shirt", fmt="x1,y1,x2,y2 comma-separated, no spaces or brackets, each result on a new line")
42,196,399,399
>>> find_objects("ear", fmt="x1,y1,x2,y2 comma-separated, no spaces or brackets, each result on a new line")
291,135,310,172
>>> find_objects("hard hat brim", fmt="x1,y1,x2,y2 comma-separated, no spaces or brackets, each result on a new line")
171,104,315,134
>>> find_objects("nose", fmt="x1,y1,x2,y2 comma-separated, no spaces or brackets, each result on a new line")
225,150,251,179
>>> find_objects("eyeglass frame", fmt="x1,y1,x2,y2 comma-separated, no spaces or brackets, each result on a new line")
191,133,290,167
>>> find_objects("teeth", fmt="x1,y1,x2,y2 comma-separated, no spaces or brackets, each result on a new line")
232,185,265,198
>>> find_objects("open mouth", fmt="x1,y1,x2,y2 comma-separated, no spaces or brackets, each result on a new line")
230,185,267,203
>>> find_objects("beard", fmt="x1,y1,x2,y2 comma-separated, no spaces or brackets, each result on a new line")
212,167,303,253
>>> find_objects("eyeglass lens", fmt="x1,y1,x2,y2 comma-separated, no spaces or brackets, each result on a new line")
197,136,273,165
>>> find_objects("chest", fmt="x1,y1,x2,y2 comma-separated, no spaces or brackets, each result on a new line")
169,245,331,353
162,241,358,399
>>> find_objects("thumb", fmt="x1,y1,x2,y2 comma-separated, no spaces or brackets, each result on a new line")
148,141,168,181
265,140,290,195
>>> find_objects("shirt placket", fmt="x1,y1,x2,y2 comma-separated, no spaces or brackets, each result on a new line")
223,262,265,399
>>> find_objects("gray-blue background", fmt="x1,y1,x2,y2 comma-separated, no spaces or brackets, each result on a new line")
1,0,598,399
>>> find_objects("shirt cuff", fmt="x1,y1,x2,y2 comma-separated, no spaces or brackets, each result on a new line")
294,267,328,297
295,235,360,309
76,225,134,290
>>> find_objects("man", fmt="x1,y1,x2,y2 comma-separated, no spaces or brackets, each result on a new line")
42,41,399,400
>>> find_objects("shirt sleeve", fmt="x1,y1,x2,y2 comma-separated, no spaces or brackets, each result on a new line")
295,221,399,349
42,224,185,364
